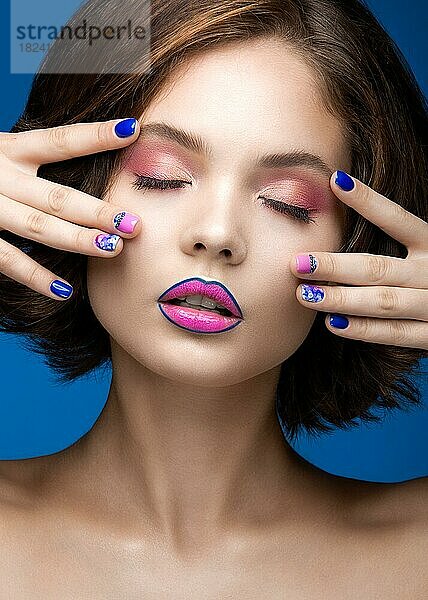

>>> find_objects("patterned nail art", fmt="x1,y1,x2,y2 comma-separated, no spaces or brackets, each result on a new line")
296,254,318,274
301,284,325,303
113,211,140,234
94,233,121,252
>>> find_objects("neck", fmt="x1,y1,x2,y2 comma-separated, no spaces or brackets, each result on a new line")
19,338,338,554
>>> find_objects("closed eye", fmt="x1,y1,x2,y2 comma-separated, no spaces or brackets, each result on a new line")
132,174,318,224
132,174,190,190
258,196,317,224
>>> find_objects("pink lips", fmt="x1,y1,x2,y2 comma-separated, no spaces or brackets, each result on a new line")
158,278,243,318
157,277,244,334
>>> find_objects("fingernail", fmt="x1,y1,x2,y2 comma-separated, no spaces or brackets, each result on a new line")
296,254,318,274
114,118,137,138
334,170,355,191
94,233,121,252
113,211,140,234
329,314,349,329
301,284,325,303
50,279,73,299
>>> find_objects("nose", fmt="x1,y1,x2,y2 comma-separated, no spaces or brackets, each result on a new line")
180,184,248,265
182,225,247,266
196,241,231,258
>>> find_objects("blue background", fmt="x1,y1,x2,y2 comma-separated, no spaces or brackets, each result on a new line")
0,1,427,482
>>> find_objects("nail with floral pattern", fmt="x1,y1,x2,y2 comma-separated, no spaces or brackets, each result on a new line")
300,284,325,303
93,233,122,252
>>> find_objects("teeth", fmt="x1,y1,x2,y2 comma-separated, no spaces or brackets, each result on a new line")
176,294,226,310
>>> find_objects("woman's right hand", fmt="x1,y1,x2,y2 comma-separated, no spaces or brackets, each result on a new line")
0,118,142,300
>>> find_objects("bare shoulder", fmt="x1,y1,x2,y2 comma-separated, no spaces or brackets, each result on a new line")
336,473,428,530
0,461,40,510
386,476,428,524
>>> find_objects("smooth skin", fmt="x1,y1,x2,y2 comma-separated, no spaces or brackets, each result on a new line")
0,118,142,299
0,125,426,345
0,39,427,600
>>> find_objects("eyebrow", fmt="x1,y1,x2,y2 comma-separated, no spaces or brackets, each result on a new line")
138,122,334,178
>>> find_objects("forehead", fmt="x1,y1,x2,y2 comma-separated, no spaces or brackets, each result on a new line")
139,38,349,171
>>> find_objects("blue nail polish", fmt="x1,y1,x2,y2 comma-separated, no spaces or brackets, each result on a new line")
329,314,349,329
114,118,137,138
335,170,355,191
301,284,325,303
50,279,73,299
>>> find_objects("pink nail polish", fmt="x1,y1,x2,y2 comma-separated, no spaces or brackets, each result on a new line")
295,254,318,274
113,211,140,234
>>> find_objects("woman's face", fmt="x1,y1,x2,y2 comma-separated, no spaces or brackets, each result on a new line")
87,38,351,387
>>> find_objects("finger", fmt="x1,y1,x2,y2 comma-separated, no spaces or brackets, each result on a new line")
330,171,428,251
325,314,428,351
0,193,124,257
0,167,142,238
291,252,428,289
0,118,140,165
297,283,428,322
0,236,74,301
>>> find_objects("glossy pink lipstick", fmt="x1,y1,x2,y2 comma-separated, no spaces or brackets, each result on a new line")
157,277,244,333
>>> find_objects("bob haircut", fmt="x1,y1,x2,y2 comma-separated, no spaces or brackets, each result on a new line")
0,0,427,443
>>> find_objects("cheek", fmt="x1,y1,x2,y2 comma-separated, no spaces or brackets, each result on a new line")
245,278,317,365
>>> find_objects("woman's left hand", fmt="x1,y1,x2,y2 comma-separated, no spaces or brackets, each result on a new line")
291,170,428,351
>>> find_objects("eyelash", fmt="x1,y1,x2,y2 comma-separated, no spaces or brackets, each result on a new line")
132,175,317,224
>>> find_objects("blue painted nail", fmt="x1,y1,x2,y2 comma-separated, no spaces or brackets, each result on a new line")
114,118,137,138
335,170,355,191
329,314,349,329
50,279,73,299
301,284,325,303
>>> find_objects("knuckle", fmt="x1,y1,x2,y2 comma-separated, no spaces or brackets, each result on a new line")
94,201,113,227
0,245,16,271
389,202,409,227
376,287,398,314
333,286,348,311
0,133,10,153
95,122,110,148
357,318,371,340
47,184,70,214
0,131,19,150
323,253,338,278
25,262,41,289
366,255,391,284
0,132,10,154
358,184,373,208
0,132,18,156
74,226,90,252
390,320,409,346
25,210,48,235
47,126,69,152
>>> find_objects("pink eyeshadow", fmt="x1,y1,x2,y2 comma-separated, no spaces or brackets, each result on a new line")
123,141,196,178
258,176,332,211
123,142,333,211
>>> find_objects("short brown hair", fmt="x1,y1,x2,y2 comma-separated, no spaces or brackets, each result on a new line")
1,0,427,442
